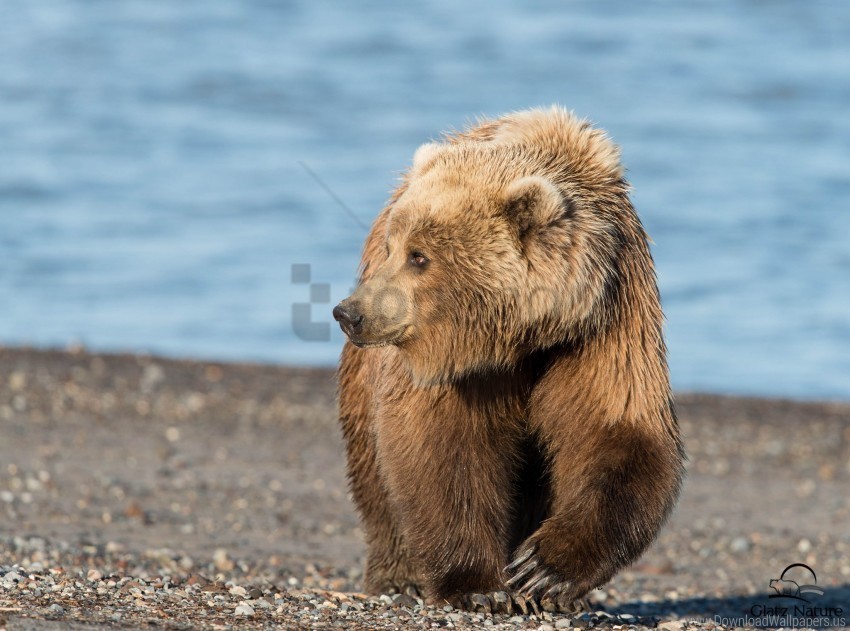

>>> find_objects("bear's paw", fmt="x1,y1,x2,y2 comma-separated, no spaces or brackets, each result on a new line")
439,589,587,615
505,540,594,610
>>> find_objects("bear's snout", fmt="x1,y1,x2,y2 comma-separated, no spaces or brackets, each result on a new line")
333,301,364,337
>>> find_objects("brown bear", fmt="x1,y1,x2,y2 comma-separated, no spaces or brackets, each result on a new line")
333,106,685,613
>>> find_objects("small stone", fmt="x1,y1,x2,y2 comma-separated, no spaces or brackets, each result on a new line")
509,615,526,623
798,538,812,554
187,574,209,586
730,537,749,552
87,569,103,581
229,585,247,597
442,604,454,612
537,625,555,631
141,364,165,391
234,602,255,617
213,549,234,571
555,619,572,629
657,622,683,631
9,372,27,391
49,604,64,615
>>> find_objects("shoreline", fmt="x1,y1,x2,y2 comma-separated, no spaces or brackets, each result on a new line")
1,346,849,629
3,342,849,407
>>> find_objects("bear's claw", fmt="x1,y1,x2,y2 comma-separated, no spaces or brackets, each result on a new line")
505,543,546,591
506,546,535,571
506,544,577,606
520,568,557,594
443,592,494,614
375,582,422,598
445,590,537,615
444,588,585,615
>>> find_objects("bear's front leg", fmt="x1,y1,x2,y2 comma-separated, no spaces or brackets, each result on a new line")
507,360,684,610
374,369,525,605
339,344,424,596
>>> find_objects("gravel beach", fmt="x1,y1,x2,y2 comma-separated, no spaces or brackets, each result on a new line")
1,346,848,630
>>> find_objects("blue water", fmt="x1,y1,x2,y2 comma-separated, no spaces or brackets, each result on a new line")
1,1,849,400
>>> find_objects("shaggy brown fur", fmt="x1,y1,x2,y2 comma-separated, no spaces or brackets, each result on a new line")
335,106,685,610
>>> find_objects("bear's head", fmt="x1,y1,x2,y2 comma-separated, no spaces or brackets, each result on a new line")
335,110,637,385
769,579,800,596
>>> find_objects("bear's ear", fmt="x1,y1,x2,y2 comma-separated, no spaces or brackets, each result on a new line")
411,142,444,174
503,176,566,237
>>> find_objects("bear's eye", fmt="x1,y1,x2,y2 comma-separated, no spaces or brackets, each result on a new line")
408,251,428,268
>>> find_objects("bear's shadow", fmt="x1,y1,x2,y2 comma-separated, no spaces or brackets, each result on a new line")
612,584,850,621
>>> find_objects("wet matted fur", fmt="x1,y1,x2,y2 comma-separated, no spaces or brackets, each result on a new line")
335,106,685,610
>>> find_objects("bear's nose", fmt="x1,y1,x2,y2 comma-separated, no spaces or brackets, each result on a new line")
333,302,364,334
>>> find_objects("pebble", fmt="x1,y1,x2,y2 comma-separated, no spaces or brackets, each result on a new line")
213,548,234,571
248,586,263,599
8,371,27,391
234,602,255,617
